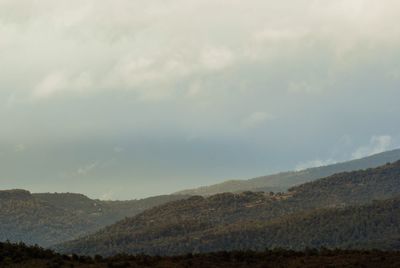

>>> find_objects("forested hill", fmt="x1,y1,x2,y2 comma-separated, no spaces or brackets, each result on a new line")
58,197,400,256
175,149,400,196
0,190,188,247
0,189,91,247
4,242,400,268
32,192,188,227
57,161,400,256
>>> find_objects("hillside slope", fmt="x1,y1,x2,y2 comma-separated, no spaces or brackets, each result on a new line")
4,242,400,268
175,149,400,196
57,161,400,256
60,198,400,256
189,197,400,253
33,192,188,228
0,190,187,247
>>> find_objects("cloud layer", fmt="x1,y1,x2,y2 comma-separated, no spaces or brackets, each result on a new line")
1,0,400,198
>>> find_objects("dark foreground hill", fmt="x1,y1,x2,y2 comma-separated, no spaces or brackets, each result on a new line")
175,149,400,196
57,161,400,256
0,190,187,247
3,242,400,268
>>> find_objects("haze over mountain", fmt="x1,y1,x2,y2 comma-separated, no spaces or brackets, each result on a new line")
57,160,400,256
175,148,400,195
0,190,187,247
2,1,400,267
1,149,399,248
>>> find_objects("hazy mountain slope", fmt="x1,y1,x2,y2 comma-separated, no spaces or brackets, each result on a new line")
57,161,400,256
0,190,187,247
175,149,400,196
33,193,188,227
0,190,94,247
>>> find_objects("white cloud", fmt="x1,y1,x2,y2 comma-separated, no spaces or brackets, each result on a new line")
32,71,69,100
77,162,98,175
100,190,116,201
351,135,393,159
200,46,235,71
295,135,395,171
2,0,399,103
241,112,275,129
295,158,337,171
101,56,193,101
31,71,94,100
14,144,26,153
253,28,309,44
113,146,124,153
288,81,323,94
5,93,17,108
387,69,400,80
186,82,203,98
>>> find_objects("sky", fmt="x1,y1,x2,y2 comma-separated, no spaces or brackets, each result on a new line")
1,0,400,199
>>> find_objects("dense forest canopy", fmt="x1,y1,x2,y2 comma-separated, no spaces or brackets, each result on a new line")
3,241,400,268
57,161,400,256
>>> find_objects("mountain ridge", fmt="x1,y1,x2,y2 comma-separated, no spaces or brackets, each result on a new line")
56,160,400,256
0,190,188,247
175,149,400,196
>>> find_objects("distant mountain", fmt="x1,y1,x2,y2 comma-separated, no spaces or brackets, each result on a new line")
32,192,189,228
57,161,400,256
0,190,188,247
175,149,400,196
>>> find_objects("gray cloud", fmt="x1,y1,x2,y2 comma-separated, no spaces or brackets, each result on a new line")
1,0,400,198
351,135,393,160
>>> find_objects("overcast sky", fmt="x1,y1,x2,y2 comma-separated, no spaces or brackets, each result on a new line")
1,0,400,199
